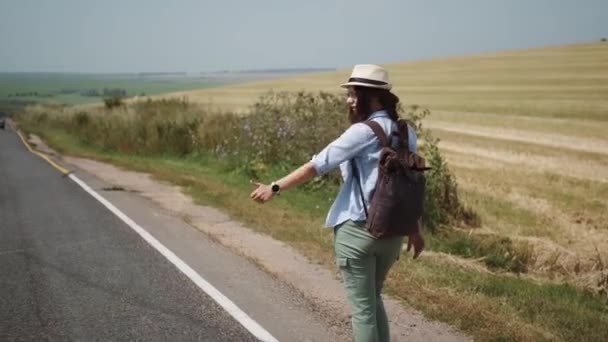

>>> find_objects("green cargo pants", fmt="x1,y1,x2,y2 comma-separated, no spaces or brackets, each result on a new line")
334,220,404,342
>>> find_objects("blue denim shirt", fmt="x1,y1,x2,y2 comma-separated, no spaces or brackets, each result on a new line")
311,110,417,228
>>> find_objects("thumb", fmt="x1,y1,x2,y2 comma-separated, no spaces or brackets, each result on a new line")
413,245,423,259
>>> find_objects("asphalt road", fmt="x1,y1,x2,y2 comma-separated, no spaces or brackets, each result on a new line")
0,127,259,340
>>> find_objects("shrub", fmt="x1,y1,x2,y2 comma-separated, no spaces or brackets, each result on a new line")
104,96,124,109
422,131,479,230
73,111,90,127
215,91,347,178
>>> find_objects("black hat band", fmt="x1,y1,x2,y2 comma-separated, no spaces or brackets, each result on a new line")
347,77,388,86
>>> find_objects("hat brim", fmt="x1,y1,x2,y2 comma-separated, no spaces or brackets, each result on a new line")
340,81,392,90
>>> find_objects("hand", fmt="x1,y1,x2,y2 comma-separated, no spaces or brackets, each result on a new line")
250,181,274,203
406,232,425,259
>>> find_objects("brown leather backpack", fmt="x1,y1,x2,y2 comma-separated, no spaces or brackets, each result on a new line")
351,120,429,238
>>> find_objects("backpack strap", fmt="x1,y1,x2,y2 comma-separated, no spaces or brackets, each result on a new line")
352,119,402,220
363,121,389,148
351,120,388,220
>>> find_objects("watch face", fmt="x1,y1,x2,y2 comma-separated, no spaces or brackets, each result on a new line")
272,183,280,192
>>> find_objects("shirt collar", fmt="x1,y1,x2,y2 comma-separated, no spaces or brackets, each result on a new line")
368,110,389,120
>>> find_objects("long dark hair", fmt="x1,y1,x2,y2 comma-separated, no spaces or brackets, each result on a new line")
348,86,411,147
348,86,400,124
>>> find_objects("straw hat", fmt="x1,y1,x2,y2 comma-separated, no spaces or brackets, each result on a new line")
340,64,392,90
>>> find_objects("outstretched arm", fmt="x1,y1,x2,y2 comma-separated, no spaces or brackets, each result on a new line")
250,122,374,203
250,162,318,203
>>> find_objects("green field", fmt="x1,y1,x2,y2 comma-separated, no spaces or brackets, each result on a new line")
0,73,231,107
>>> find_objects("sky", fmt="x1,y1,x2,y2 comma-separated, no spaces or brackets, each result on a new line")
0,0,606,73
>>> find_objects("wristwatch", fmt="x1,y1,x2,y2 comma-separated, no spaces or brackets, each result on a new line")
271,182,281,195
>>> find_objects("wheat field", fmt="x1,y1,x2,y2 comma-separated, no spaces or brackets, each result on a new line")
160,42,608,286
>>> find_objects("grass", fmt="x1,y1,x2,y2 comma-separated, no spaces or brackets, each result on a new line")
390,258,608,341
20,124,608,341
457,188,550,238
451,165,608,230
430,228,536,273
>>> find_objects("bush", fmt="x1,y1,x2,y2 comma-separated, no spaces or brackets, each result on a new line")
215,91,347,178
422,131,479,230
73,111,90,127
104,96,124,109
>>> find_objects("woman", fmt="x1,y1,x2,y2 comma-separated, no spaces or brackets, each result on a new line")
250,64,425,342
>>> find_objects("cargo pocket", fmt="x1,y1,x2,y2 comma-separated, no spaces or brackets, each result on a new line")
336,257,355,290
336,257,348,269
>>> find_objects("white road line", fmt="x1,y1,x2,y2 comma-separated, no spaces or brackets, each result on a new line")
68,173,278,342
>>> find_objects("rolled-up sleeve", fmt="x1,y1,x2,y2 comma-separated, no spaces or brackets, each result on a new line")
311,123,374,175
